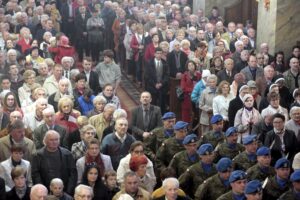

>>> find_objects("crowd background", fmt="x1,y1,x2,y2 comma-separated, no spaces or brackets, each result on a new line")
0,0,299,199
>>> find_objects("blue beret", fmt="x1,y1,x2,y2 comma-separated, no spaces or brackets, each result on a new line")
162,112,176,120
174,121,188,130
275,158,290,169
256,146,270,156
243,135,257,145
245,180,262,194
217,157,232,172
229,170,247,183
210,114,223,124
182,134,198,145
197,143,214,155
225,127,237,137
290,170,300,182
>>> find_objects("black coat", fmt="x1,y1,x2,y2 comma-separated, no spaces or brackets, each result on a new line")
167,50,188,78
0,113,9,130
217,69,236,84
6,187,31,200
81,71,102,95
0,177,5,200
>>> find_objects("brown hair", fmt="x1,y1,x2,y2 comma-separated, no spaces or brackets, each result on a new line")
11,166,27,180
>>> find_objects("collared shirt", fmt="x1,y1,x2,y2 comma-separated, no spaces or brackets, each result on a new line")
274,128,286,152
84,70,90,83
115,132,127,143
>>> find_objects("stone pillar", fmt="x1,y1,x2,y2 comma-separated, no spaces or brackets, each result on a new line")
256,0,300,55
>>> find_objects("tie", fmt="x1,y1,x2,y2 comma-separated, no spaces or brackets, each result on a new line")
144,109,149,130
65,70,68,78
227,71,231,77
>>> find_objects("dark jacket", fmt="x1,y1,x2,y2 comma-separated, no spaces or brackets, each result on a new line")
0,177,5,200
0,113,9,130
6,186,31,200
251,119,273,144
81,71,102,95
167,50,188,78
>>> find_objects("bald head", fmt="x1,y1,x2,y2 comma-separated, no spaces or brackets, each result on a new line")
30,184,48,200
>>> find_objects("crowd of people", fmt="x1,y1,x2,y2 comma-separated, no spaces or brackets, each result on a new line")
0,0,299,199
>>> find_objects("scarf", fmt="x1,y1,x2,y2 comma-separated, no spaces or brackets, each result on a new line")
11,157,21,167
85,153,105,177
16,186,27,199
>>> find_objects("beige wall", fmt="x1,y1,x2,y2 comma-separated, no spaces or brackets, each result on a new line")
193,0,240,16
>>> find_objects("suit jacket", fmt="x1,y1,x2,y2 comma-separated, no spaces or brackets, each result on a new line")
130,105,162,141
241,66,264,81
74,12,89,40
6,186,31,200
217,69,236,84
33,124,68,150
81,71,101,95
167,50,188,78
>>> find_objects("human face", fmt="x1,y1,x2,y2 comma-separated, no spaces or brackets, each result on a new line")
244,96,254,108
75,188,93,200
184,142,197,154
164,183,178,200
76,79,86,89
61,102,72,114
103,108,114,122
175,128,187,140
221,84,230,95
136,164,147,177
10,128,25,143
53,66,63,79
1,79,11,90
6,94,15,107
62,60,72,70
207,78,217,89
9,65,18,75
104,56,112,64
187,62,196,72
131,145,144,156
293,48,300,57
155,50,162,60
124,175,139,194
291,109,300,122
228,23,236,33
95,102,105,112
115,118,128,137
276,168,290,180
200,153,215,164
264,67,274,79
257,155,271,167
10,112,22,122
256,55,264,65
174,43,180,51
31,189,48,200
227,133,238,144
14,175,26,188
36,101,48,113
46,133,60,150
140,92,152,106
26,74,35,85
87,144,100,157
245,141,258,154
212,121,223,132
270,98,280,108
83,60,92,71
31,49,39,58
51,183,64,197
87,167,99,183
197,30,205,40
248,56,257,68
12,151,24,162
83,130,96,143
290,58,300,72
219,170,232,181
246,192,263,200
231,179,247,194
273,117,284,130
106,176,117,189
103,86,114,97
43,112,55,126
163,118,176,129
240,88,249,98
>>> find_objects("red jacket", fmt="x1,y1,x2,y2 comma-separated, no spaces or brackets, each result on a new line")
181,71,202,94
48,45,76,64
144,43,156,63
17,38,32,54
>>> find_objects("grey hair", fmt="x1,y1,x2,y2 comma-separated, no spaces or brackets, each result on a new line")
42,107,55,116
70,69,80,78
290,106,300,116
162,177,179,189
234,40,243,48
30,184,48,199
113,109,127,121
74,184,94,198
43,130,60,146
79,124,96,136
206,74,218,82
93,95,107,105
35,97,48,106
50,178,63,186
104,103,117,112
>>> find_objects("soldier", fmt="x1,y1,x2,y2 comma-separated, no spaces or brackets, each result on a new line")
179,143,217,199
246,146,275,182
217,170,247,200
245,180,263,200
155,121,188,174
233,135,258,171
200,114,225,148
215,127,245,161
263,158,291,200
278,170,300,200
144,112,176,161
169,133,199,177
194,157,232,200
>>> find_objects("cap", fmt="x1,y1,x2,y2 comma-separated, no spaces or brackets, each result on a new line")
197,143,214,155
247,80,257,88
256,146,270,156
216,157,232,172
239,84,249,93
293,153,300,170
243,135,257,145
162,112,176,120
242,94,253,104
269,83,278,91
174,121,188,130
245,180,262,194
210,114,223,124
275,158,290,169
182,134,198,145
229,170,247,183
274,74,285,84
225,127,237,137
290,170,300,182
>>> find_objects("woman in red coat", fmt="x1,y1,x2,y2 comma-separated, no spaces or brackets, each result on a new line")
48,35,76,64
144,33,160,63
180,60,201,123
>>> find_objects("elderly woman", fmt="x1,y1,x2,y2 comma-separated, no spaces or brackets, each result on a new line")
159,41,169,61
35,62,49,86
49,178,73,200
99,84,121,109
189,41,211,70
87,96,107,118
54,96,81,134
18,70,41,103
76,138,113,183
180,39,193,57
16,27,32,54
199,74,218,133
234,94,261,143
71,124,97,161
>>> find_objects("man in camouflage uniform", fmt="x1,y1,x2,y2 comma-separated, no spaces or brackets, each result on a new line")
200,114,225,148
246,146,275,182
217,170,247,200
263,158,291,200
169,133,199,177
215,127,245,161
232,135,258,171
278,170,300,200
144,112,176,161
155,121,188,174
244,180,263,200
179,143,217,199
194,157,232,200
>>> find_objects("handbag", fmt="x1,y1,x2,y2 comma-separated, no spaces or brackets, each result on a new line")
176,87,184,101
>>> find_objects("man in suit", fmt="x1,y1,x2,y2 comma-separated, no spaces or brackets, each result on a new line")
130,91,163,141
221,22,236,45
167,41,188,79
241,54,264,82
81,57,101,95
217,58,236,84
145,47,169,114
33,107,67,149
234,49,249,73
60,0,75,43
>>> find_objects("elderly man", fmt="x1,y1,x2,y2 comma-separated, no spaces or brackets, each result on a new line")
260,43,274,64
167,40,188,78
50,178,73,200
89,103,116,142
283,57,300,94
285,106,300,143
0,120,36,162
256,65,275,96
33,107,67,149
241,54,264,82
61,56,73,80
113,172,151,200
74,184,93,200
32,130,77,194
234,50,249,73
158,177,189,200
217,58,236,84
130,91,162,141
30,184,48,200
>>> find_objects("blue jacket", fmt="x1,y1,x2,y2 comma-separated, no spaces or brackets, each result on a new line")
191,80,206,104
78,95,95,116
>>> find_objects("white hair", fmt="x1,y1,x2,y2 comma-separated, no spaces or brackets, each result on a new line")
43,130,60,146
50,178,64,186
42,107,55,116
74,184,94,198
162,177,179,189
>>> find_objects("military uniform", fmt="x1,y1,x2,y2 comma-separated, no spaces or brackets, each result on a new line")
194,174,231,200
263,176,291,200
215,142,245,161
278,189,299,200
200,130,225,148
216,191,235,200
179,162,217,198
232,151,257,171
246,163,275,182
169,150,199,177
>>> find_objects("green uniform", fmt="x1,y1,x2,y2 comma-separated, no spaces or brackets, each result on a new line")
246,163,275,182
155,137,185,173
144,127,172,161
263,176,291,200
179,162,217,198
169,150,199,177
232,151,257,171
278,189,298,200
216,191,235,200
200,130,225,148
194,174,231,200
215,143,245,161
